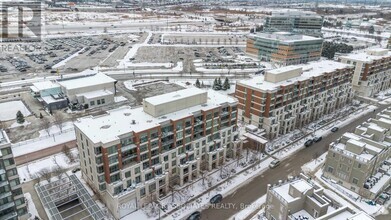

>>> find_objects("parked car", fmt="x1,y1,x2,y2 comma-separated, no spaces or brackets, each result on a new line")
331,127,339,132
210,194,223,204
313,136,322,143
269,159,280,169
187,211,201,220
72,167,81,173
304,139,314,147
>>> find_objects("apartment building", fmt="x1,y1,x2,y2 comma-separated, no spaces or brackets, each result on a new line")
246,32,323,66
74,88,241,219
323,107,391,199
235,60,354,139
339,48,391,97
265,173,373,220
264,11,323,37
0,130,28,220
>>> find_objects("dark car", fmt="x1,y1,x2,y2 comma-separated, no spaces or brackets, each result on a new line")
210,194,223,204
187,211,201,220
304,139,314,147
313,136,322,143
331,127,339,132
72,168,81,173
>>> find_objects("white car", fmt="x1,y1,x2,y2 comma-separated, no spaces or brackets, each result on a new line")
269,159,281,169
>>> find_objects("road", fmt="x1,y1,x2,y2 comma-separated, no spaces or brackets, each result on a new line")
200,103,391,220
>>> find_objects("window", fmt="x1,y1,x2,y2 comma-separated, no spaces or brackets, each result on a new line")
135,167,140,174
327,166,334,173
125,171,131,178
90,101,95,106
97,99,101,105
140,188,146,197
101,99,105,104
358,163,362,168
352,178,358,185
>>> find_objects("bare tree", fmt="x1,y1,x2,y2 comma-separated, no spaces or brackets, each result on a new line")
41,117,51,136
62,145,75,164
37,168,52,183
53,112,65,133
52,166,66,180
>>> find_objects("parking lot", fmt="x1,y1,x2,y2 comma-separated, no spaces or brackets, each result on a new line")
0,33,144,77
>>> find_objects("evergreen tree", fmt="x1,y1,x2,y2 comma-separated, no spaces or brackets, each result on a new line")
213,78,218,90
195,79,201,88
369,26,375,34
39,112,43,119
223,77,230,91
16,111,25,124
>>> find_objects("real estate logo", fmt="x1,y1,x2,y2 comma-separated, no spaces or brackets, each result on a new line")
0,1,43,42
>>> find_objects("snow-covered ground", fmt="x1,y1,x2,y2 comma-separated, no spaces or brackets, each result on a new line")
12,128,75,157
301,152,328,175
25,193,40,220
10,120,31,128
18,148,78,182
114,96,127,103
0,100,31,121
52,48,84,69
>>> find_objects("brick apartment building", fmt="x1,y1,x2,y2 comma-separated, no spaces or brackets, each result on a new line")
235,60,354,139
74,88,242,219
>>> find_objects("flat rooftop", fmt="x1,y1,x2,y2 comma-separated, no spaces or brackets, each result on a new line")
31,81,60,91
271,179,313,203
57,73,116,90
144,87,205,106
339,49,391,63
270,10,321,18
74,89,237,144
333,133,387,162
249,32,322,43
238,60,352,92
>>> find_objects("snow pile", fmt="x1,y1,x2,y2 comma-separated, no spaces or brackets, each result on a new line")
25,193,40,220
0,101,31,121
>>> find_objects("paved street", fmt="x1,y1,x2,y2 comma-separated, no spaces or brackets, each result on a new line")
201,103,391,220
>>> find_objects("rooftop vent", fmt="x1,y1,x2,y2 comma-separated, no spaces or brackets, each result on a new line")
147,120,153,123
160,116,167,119
100,125,111,129
131,120,136,124
124,113,131,116
173,94,181,98
201,104,208,107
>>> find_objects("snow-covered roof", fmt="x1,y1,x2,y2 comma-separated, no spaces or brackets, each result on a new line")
249,32,321,43
77,90,113,99
270,10,321,18
271,179,313,203
58,73,116,90
144,87,205,106
237,60,352,92
339,49,391,63
74,89,237,144
31,81,60,91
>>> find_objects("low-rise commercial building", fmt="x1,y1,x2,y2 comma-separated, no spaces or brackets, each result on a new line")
264,11,323,37
246,32,323,66
74,88,241,219
265,173,373,220
30,73,117,110
323,107,391,199
0,130,28,220
339,48,391,97
235,60,354,139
